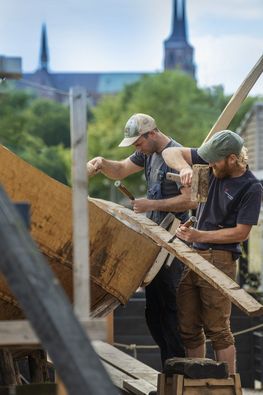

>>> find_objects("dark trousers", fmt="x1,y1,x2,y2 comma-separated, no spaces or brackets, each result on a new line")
145,257,185,368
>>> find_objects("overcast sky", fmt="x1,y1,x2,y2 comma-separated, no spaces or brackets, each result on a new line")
1,0,263,95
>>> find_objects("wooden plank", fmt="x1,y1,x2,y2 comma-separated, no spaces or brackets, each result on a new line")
0,321,39,346
233,374,243,395
203,54,263,143
102,361,131,392
0,349,17,385
57,377,68,395
165,218,181,267
28,350,49,383
0,187,118,395
172,375,184,395
183,378,234,387
190,165,209,203
157,374,166,395
1,144,262,316
107,313,114,345
0,319,109,346
123,378,157,395
93,198,263,316
142,217,180,285
93,341,159,387
69,86,90,321
0,145,160,319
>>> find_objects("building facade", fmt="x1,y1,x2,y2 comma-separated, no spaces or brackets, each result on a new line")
18,0,195,104
238,102,263,288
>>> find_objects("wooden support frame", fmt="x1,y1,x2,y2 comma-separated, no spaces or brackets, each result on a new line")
0,86,109,391
69,86,90,321
0,186,118,395
157,373,243,395
0,319,109,347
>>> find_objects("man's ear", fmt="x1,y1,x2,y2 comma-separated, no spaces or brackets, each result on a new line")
148,130,157,139
229,154,238,164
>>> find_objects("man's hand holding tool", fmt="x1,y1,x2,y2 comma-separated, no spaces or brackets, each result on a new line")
169,216,197,243
175,215,200,243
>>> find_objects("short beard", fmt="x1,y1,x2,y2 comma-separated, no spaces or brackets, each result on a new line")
212,162,231,179
142,138,158,155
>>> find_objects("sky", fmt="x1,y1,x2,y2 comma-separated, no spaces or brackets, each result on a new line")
1,0,263,95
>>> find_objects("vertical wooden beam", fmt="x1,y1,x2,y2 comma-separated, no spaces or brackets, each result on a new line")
57,376,68,395
0,349,17,385
28,350,49,383
69,86,90,321
107,313,114,345
0,187,118,395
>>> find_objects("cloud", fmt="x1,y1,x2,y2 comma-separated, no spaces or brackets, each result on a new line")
193,34,263,95
189,0,263,21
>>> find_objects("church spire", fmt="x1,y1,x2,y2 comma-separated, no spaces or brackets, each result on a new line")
39,24,49,70
164,0,195,78
171,0,186,41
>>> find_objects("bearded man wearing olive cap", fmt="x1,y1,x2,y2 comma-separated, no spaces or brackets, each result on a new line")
162,130,262,374
88,113,197,367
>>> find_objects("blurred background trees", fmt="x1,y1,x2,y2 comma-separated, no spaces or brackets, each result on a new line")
0,72,258,199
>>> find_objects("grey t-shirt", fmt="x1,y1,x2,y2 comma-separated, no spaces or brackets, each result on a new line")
129,139,189,225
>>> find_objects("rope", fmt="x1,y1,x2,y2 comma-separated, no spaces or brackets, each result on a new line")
113,322,263,357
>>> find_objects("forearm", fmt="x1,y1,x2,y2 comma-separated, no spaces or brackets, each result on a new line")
195,227,249,244
162,147,192,171
89,157,137,180
150,194,197,213
97,158,124,179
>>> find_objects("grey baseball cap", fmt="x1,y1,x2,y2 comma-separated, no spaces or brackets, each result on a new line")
119,113,157,147
197,130,244,163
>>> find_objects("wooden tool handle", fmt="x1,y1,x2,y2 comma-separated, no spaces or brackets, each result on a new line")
114,181,135,200
202,54,263,145
166,172,181,183
183,216,197,228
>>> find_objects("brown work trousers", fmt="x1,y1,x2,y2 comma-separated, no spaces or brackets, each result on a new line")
177,249,237,350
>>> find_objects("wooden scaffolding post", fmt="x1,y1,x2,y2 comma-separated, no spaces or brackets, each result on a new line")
69,86,90,321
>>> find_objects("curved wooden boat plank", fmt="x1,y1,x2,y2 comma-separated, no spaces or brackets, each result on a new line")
0,145,262,318
0,145,160,319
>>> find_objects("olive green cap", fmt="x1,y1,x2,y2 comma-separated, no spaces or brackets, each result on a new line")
119,113,157,147
197,130,244,163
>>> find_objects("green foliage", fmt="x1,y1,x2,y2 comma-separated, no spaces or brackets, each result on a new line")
0,86,71,185
0,74,259,196
88,71,258,199
21,144,71,185
23,99,70,147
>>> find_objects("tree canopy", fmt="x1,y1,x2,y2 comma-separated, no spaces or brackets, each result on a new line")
0,73,258,197
88,71,257,199
0,85,71,185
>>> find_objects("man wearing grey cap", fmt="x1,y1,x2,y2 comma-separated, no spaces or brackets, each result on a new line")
162,130,262,374
88,113,196,367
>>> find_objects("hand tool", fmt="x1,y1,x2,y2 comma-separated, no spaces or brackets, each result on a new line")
166,168,209,203
114,181,135,200
168,215,197,243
